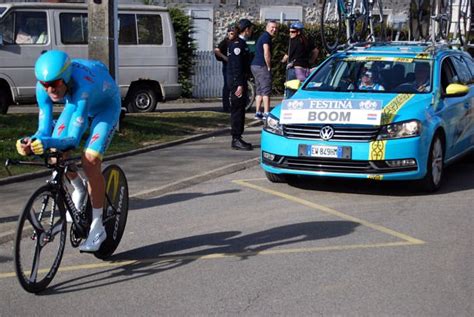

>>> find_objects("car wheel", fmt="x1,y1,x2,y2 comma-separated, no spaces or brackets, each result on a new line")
128,85,157,113
419,134,444,192
0,88,10,114
245,79,256,112
265,171,287,183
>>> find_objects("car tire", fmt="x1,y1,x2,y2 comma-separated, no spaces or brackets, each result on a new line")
127,85,158,113
265,171,287,183
419,134,444,192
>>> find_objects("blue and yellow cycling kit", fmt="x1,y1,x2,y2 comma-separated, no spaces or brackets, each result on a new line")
32,59,121,159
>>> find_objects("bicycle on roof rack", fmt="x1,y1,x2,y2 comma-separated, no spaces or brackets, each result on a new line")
409,0,471,48
5,150,129,293
320,0,385,53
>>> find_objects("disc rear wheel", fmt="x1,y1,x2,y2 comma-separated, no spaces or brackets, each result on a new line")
94,165,129,260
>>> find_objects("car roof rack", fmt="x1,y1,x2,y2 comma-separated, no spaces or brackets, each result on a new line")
337,40,463,56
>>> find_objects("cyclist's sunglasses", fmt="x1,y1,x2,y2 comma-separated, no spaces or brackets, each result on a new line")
39,79,64,89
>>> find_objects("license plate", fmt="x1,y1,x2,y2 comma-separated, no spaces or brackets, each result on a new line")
298,144,352,159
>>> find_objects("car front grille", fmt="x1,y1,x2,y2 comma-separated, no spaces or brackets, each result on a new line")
283,124,380,142
263,156,417,174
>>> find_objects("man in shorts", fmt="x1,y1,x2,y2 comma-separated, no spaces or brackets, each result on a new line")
16,50,121,252
251,20,278,120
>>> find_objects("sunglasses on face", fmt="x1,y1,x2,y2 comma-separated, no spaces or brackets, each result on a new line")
289,30,297,34
39,79,63,89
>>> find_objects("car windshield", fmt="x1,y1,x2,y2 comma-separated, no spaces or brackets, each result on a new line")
304,56,433,94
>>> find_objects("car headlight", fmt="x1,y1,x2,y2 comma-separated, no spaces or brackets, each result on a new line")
263,113,283,135
377,120,421,140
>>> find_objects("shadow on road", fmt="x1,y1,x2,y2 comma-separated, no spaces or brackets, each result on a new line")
130,189,241,210
42,221,358,294
286,159,474,196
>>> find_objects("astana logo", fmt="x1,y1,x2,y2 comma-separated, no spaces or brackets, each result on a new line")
287,100,304,110
359,100,378,110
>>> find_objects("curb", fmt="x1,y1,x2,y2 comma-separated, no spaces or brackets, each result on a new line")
0,119,263,186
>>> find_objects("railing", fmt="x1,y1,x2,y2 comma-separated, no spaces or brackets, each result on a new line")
191,50,223,98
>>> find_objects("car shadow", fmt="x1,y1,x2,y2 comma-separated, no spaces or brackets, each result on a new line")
41,220,359,294
285,158,474,196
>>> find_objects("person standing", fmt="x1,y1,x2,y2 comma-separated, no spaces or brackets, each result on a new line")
281,22,319,98
226,18,253,151
214,25,236,112
251,20,278,120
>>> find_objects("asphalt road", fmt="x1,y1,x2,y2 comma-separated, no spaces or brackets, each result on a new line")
0,157,472,315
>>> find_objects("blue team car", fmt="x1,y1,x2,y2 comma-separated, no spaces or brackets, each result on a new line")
261,43,474,191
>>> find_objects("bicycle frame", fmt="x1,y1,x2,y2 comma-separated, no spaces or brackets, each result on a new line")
6,153,90,238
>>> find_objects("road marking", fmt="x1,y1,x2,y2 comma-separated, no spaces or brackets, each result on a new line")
0,241,414,279
0,178,424,280
233,178,425,245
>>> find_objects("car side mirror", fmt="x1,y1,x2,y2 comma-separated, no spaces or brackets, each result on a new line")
284,79,301,91
444,83,469,98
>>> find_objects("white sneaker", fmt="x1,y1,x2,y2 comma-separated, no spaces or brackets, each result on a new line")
79,218,107,252
69,189,86,223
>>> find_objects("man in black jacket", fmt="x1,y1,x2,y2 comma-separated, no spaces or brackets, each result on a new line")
226,18,253,150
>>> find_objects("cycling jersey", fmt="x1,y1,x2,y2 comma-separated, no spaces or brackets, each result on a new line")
32,59,121,159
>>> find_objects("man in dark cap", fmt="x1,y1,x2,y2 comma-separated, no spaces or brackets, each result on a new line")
227,18,254,150
214,25,237,112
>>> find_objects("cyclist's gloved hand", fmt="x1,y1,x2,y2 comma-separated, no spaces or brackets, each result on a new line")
31,138,45,155
16,138,31,156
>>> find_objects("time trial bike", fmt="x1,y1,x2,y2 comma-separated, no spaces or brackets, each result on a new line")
6,150,129,293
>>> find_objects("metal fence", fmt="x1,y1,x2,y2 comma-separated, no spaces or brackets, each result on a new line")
191,50,223,98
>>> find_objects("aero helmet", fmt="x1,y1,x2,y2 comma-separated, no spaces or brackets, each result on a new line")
34,50,72,83
290,21,304,30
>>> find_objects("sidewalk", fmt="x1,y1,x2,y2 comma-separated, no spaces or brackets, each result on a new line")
0,116,263,244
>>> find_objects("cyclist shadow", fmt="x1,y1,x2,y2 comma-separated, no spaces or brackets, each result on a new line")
130,189,241,210
41,221,358,294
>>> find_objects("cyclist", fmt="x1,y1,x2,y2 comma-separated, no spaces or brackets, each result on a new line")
16,50,121,252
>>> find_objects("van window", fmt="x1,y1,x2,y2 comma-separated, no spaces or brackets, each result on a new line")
137,14,163,45
118,14,163,45
118,14,137,45
0,11,47,45
60,13,88,44
58,12,163,45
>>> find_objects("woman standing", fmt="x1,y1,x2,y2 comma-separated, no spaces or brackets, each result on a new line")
281,22,319,98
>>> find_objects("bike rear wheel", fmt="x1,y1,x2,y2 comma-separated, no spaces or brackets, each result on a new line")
321,0,343,52
94,164,129,260
458,0,472,48
348,0,369,43
409,0,431,40
369,0,386,42
432,0,453,41
14,185,66,293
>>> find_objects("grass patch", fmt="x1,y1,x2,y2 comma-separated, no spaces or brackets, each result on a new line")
0,111,230,179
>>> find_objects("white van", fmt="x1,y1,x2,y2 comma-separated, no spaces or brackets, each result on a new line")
0,3,181,114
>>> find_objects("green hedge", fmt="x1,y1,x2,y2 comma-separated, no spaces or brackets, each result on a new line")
169,7,196,98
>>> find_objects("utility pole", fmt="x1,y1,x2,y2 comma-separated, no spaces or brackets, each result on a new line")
88,0,118,81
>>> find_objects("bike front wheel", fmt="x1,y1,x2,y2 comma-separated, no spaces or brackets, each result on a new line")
321,0,343,52
14,185,67,293
94,164,129,260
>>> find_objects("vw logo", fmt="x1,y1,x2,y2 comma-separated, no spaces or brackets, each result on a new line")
320,125,334,141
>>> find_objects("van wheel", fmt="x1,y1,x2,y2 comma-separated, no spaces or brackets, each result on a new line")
0,88,10,114
128,85,157,113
